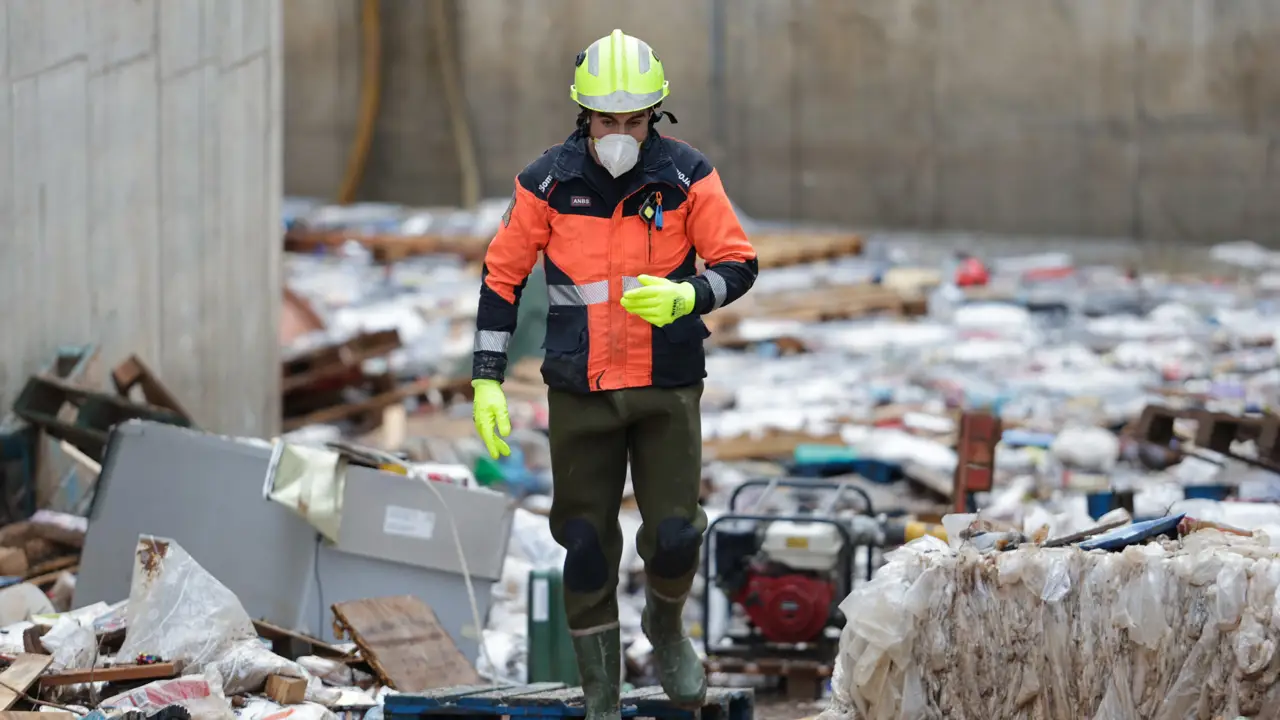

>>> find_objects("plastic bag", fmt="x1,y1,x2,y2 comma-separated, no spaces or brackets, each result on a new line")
822,529,1280,718
116,536,304,694
238,699,337,720
41,615,97,670
98,672,235,720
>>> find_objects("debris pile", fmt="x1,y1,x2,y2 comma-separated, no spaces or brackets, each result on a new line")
274,197,1280,708
0,536,410,720
821,523,1280,719
8,191,1280,715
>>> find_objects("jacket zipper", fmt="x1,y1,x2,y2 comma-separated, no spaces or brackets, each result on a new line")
611,184,684,389
612,186,651,390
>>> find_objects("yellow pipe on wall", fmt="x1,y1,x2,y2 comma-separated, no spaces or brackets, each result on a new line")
431,0,481,210
337,0,382,205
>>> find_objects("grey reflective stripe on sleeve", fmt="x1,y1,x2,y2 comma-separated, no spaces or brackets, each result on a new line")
548,280,610,306
705,269,728,310
474,330,511,353
622,276,642,293
574,88,666,113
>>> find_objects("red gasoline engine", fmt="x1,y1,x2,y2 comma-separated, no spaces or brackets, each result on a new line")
733,566,836,644
713,516,851,646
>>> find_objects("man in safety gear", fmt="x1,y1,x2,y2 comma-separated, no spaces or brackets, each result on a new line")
471,29,757,719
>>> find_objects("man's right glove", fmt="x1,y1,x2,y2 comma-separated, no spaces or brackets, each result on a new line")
471,379,511,459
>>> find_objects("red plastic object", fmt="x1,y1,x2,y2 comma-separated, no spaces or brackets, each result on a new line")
1022,266,1075,282
736,572,835,644
955,257,990,287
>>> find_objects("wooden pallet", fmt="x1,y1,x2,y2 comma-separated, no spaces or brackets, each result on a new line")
384,682,754,720
751,233,863,269
704,656,831,701
711,284,921,330
1132,404,1280,464
283,329,403,394
285,229,490,263
703,431,843,462
282,376,433,432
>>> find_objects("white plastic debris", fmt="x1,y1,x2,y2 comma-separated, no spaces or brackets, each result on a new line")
99,672,236,720
41,614,97,670
117,536,305,694
1049,426,1121,473
821,531,1280,719
0,583,54,625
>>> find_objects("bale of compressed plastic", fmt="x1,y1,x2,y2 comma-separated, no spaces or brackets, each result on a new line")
819,531,1280,720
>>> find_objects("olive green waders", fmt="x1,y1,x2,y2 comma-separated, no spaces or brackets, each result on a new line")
549,383,709,714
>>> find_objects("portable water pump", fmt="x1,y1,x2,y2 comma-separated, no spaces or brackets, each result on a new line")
702,479,879,654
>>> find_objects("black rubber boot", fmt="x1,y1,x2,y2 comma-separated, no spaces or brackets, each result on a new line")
641,587,707,708
571,626,622,720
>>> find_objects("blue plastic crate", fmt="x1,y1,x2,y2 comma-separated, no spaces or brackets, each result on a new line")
385,683,753,720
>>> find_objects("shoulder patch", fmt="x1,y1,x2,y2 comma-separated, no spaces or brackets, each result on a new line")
660,135,713,187
517,143,566,197
502,191,516,227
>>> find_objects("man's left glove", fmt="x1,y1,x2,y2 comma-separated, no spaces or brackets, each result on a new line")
620,275,697,328
471,379,511,459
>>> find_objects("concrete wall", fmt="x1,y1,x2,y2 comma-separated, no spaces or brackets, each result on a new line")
284,0,1280,244
0,0,284,436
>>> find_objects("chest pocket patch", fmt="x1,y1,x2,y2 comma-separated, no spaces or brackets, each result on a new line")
644,204,691,268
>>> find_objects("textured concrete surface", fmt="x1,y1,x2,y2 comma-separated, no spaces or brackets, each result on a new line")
0,0,284,436
284,0,1280,243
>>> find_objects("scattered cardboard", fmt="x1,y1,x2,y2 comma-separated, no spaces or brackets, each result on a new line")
331,595,479,692
0,550,27,578
0,654,52,709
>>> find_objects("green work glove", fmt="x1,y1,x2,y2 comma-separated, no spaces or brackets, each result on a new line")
471,379,511,459
620,275,697,328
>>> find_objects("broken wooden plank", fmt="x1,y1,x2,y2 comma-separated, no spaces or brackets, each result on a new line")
751,233,864,269
23,556,77,580
0,654,52,708
23,566,77,589
1041,519,1129,548
38,662,178,687
20,627,47,655
281,378,433,432
111,355,192,421
282,331,403,394
252,619,352,660
284,229,490,263
704,431,843,461
282,288,327,347
331,595,479,692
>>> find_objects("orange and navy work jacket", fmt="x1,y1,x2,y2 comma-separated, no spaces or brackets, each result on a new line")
473,129,758,394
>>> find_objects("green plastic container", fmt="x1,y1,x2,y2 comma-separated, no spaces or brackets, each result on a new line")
526,567,579,684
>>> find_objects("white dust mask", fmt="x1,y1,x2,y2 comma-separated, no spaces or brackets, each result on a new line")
593,134,640,178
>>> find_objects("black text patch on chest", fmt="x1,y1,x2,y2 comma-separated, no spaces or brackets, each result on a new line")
570,196,592,207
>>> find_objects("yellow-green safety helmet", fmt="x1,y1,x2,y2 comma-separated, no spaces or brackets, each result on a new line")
570,29,669,113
